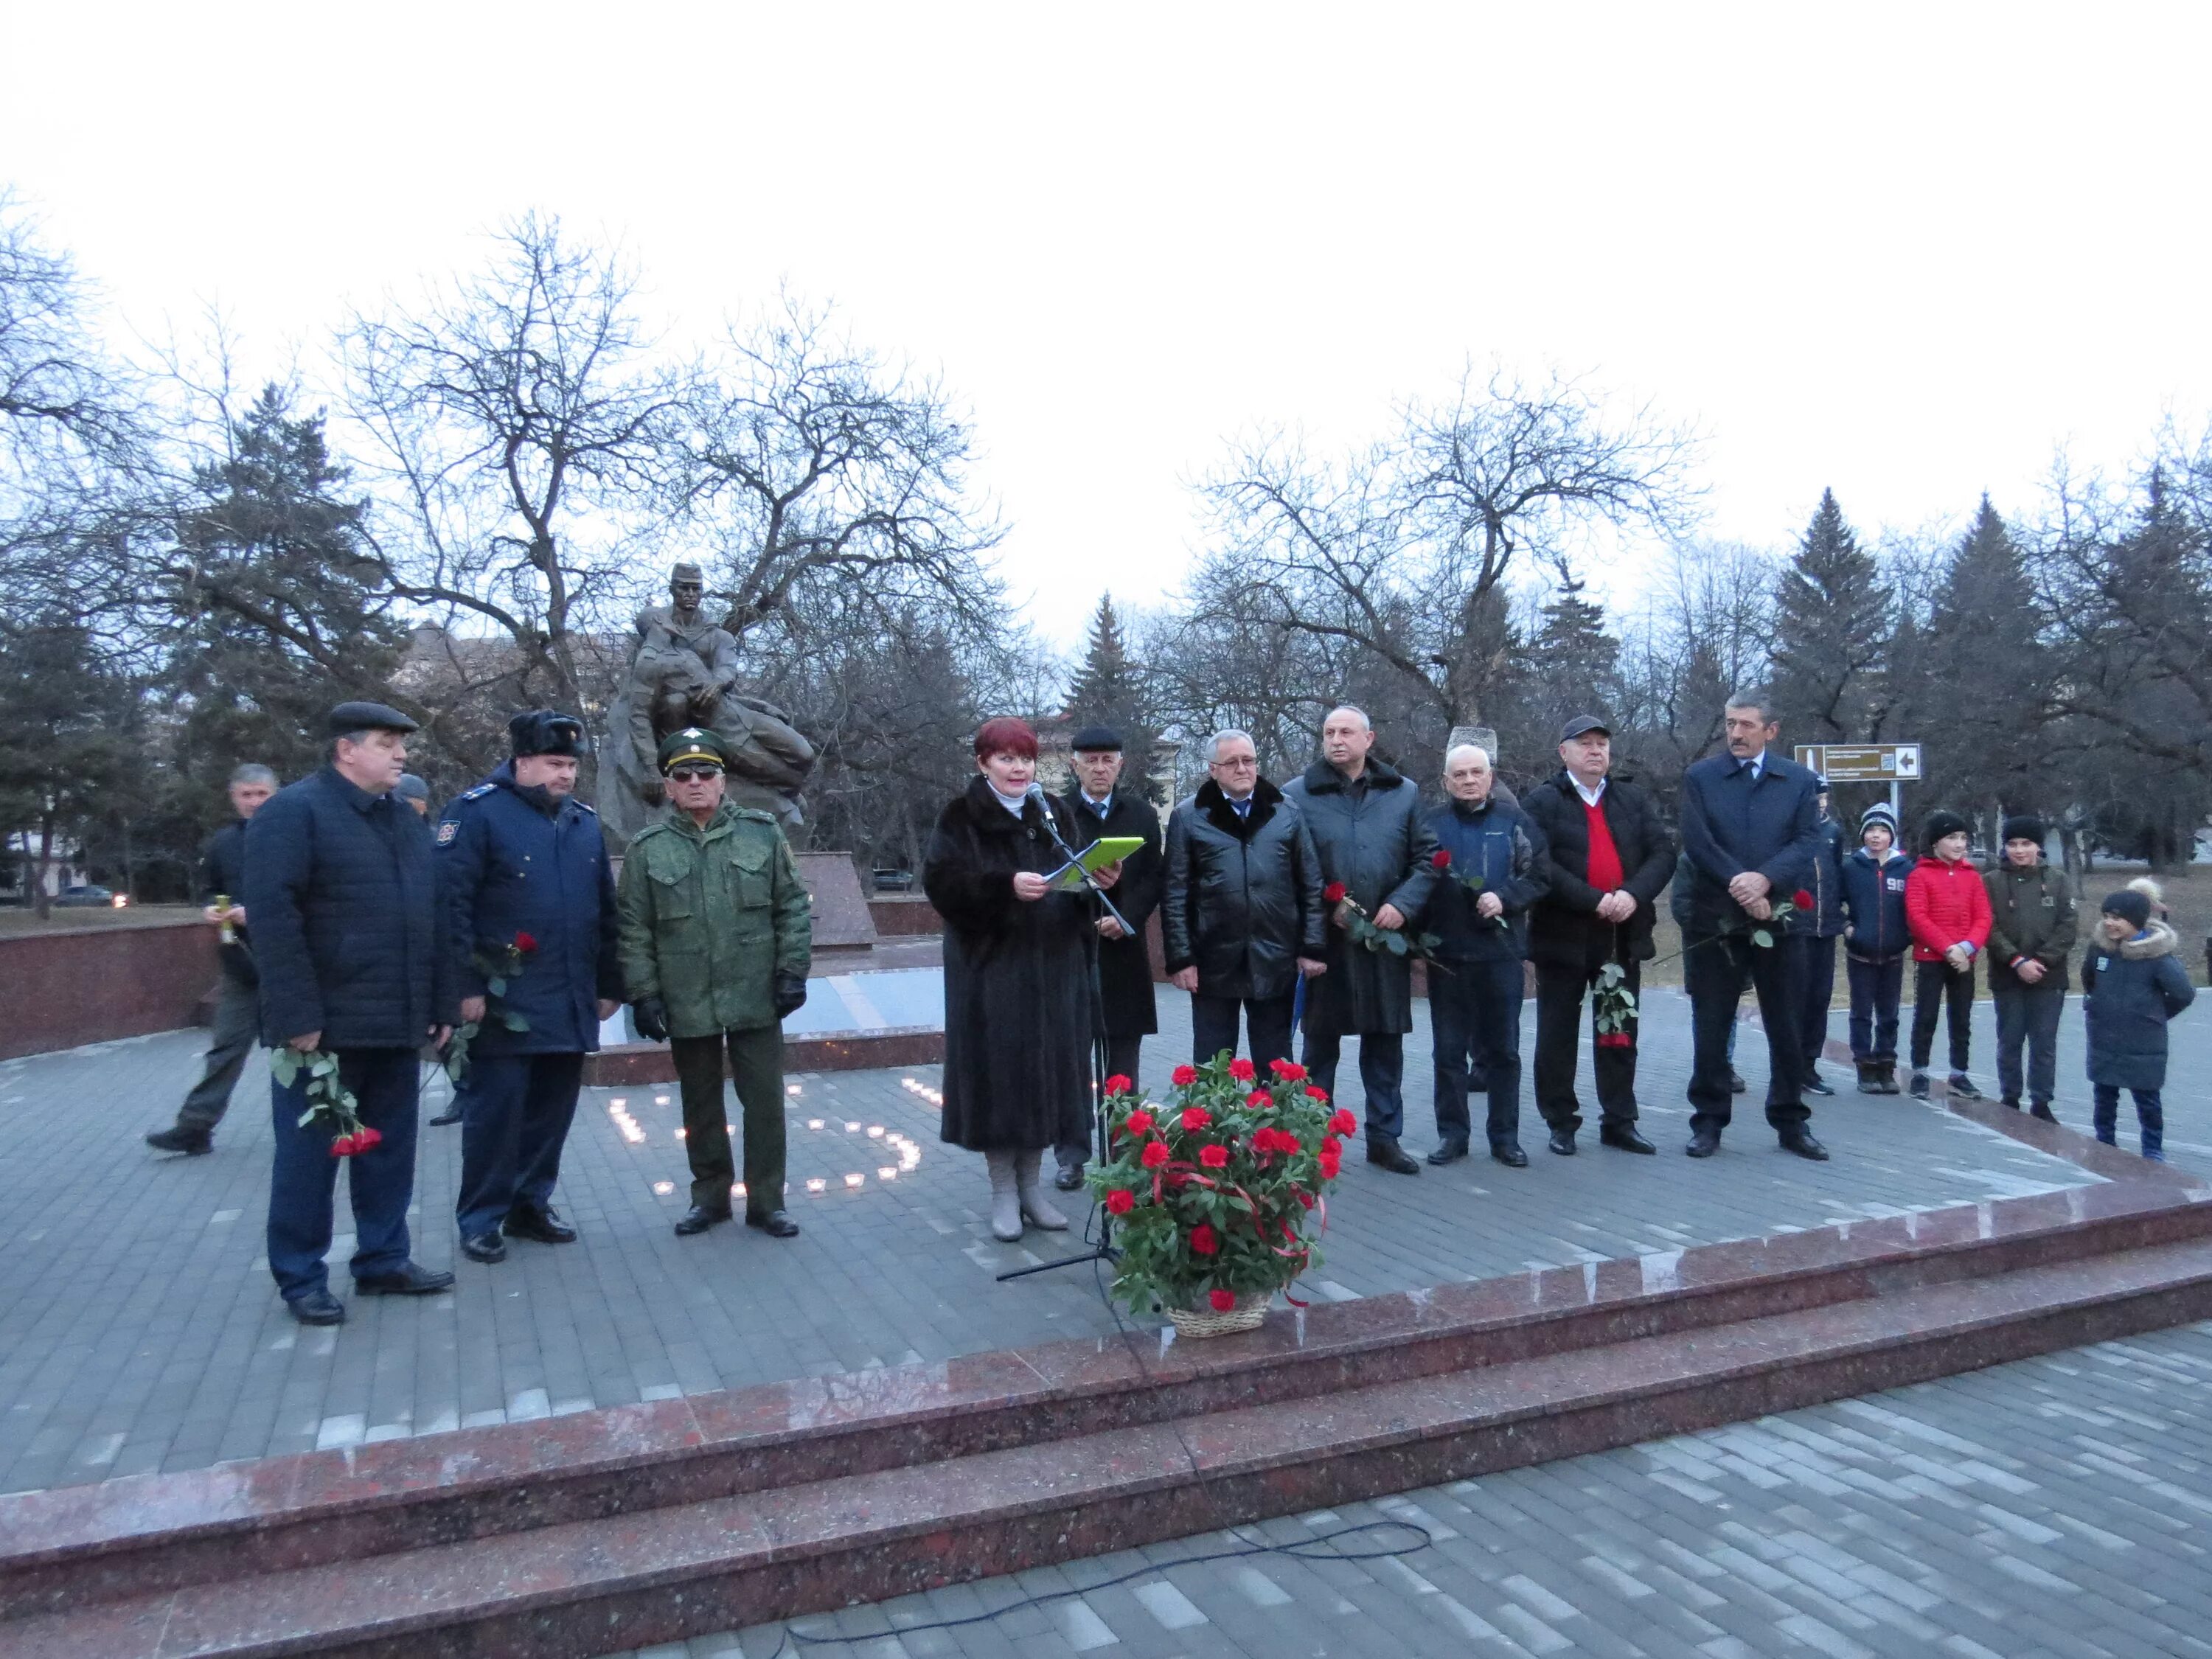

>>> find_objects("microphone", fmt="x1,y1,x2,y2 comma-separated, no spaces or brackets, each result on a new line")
1022,780,1048,806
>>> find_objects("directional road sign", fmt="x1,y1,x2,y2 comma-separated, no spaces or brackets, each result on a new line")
1794,742,1921,782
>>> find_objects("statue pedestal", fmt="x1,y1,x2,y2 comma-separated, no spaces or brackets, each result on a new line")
793,852,879,950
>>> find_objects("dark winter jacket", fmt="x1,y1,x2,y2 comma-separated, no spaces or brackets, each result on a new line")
436,764,623,1055
1984,862,2078,993
1905,855,1992,963
1422,796,1548,963
243,765,454,1049
924,777,1092,1152
1840,847,1913,961
1284,759,1443,1036
1804,814,1847,938
1059,785,1164,1038
1676,749,1824,937
197,818,257,987
2082,922,2195,1091
1520,771,1674,971
1161,778,1325,1001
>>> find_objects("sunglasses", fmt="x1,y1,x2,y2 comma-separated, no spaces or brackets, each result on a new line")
667,765,723,783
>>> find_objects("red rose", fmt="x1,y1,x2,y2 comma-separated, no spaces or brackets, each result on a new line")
514,931,538,953
1105,1188,1135,1215
1181,1107,1213,1133
1296,1188,1316,1209
356,1125,383,1150
1328,1108,1357,1136
1792,890,1814,911
1596,1032,1634,1048
1200,1144,1230,1169
330,1133,358,1158
1228,1057,1256,1082
1318,1147,1342,1179
1324,881,1348,904
1430,848,1452,870
1323,1133,1343,1156
1141,1139,1170,1169
1189,1223,1220,1255
1246,1088,1273,1110
1208,1288,1237,1312
1171,1064,1198,1087
1102,1074,1133,1096
1122,1109,1154,1137
1267,1058,1307,1081
1304,1085,1329,1103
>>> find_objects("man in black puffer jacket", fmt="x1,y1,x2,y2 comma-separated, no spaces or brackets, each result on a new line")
246,701,457,1326
1521,718,1676,1155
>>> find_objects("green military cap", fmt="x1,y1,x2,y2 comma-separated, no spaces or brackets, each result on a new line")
657,727,726,773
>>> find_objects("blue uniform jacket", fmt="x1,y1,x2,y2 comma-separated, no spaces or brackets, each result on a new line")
1676,750,1824,937
1840,846,1913,959
244,766,452,1048
1422,797,1549,963
436,765,622,1054
1804,815,1847,937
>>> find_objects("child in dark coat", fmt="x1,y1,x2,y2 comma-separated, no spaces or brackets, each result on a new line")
1839,803,1912,1093
2081,889,2196,1161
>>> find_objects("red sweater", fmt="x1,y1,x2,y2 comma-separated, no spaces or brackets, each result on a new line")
1904,855,1992,962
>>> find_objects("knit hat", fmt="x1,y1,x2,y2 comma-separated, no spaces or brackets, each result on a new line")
2102,889,2153,931
1858,802,1898,842
2000,815,2047,846
1923,809,1971,848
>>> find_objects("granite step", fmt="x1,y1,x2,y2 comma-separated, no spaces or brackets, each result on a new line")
10,1231,2212,1659
4,1173,2208,1629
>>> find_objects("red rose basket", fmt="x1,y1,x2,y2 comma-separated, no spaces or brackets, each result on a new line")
1088,1054,1344,1335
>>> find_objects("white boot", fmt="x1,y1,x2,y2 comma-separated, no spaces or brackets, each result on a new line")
986,1151,1023,1242
1015,1149,1069,1231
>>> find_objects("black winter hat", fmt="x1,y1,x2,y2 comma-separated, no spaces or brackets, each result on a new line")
1922,810,1971,848
2101,889,2153,931
509,709,586,759
2001,815,2047,846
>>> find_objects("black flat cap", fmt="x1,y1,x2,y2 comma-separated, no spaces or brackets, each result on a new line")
1559,714,1611,742
509,710,586,759
328,700,418,737
1069,725,1124,753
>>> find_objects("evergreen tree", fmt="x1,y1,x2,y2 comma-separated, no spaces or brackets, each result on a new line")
1514,576,1621,761
1065,594,1148,734
1922,495,2048,822
1770,489,1891,745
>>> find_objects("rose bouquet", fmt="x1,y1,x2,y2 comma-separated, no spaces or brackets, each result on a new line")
1088,1054,1350,1335
443,931,537,1083
268,1047,384,1158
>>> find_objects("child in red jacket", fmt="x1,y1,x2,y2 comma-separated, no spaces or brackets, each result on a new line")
1905,810,1992,1099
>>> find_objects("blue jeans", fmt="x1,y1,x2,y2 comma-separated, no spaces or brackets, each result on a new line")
454,1051,584,1238
1846,952,1905,1063
266,1046,422,1301
2093,1085,2163,1158
1430,959,1525,1147
1303,1030,1406,1141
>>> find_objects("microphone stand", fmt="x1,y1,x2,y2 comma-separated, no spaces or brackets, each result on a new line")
999,787,1127,1283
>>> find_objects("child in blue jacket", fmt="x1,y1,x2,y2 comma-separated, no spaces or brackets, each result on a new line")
2081,888,2196,1161
1839,804,1913,1093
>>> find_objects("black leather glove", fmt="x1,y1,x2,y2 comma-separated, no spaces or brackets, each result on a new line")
773,975,808,1019
631,995,669,1043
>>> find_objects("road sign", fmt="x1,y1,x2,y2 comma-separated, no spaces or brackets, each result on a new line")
1794,743,1921,782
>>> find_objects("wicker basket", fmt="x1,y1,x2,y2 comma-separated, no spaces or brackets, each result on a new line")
1165,1290,1272,1338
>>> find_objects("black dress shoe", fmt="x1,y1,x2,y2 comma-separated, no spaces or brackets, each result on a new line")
746,1209,801,1238
1547,1130,1576,1157
287,1289,345,1326
1729,1070,1747,1094
428,1107,462,1127
1686,1129,1722,1158
1426,1136,1469,1166
1599,1124,1656,1155
354,1262,455,1295
1366,1137,1422,1175
1778,1130,1830,1161
504,1205,577,1244
1804,1074,1836,1096
675,1206,730,1236
1054,1165,1085,1192
2029,1101,2058,1123
1490,1142,1530,1168
461,1232,507,1264
146,1124,212,1155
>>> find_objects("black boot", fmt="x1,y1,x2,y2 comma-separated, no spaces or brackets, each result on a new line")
1854,1062,1885,1096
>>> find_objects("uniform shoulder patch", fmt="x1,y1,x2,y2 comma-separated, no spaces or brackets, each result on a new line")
731,807,777,824
456,783,495,801
573,799,597,816
435,820,460,845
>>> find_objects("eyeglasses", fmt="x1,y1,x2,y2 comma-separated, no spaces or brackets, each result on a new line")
1210,756,1259,770
667,766,722,782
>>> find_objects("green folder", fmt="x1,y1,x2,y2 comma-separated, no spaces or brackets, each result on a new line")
1048,835,1145,891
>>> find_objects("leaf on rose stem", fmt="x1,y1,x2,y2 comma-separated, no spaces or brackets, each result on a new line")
487,978,507,998
1384,931,1408,955
311,1055,336,1075
270,1051,299,1085
1751,930,1773,948
500,1011,531,1032
297,1107,319,1128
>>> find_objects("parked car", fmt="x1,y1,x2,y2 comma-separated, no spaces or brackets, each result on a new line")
871,868,916,893
54,885,116,907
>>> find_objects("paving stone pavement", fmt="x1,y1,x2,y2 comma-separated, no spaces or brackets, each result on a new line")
0,987,2200,1497
647,1318,2212,1659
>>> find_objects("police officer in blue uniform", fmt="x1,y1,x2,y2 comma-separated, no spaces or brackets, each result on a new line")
437,711,623,1265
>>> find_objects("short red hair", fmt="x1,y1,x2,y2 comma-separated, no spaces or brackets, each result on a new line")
973,717,1039,761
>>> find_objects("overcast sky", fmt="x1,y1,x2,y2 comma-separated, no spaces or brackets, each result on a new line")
7,4,2208,648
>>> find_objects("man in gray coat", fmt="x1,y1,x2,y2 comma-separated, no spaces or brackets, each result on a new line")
1285,707,1443,1175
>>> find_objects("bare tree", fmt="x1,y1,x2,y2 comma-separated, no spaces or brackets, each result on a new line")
1194,364,1702,728
339,214,684,761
